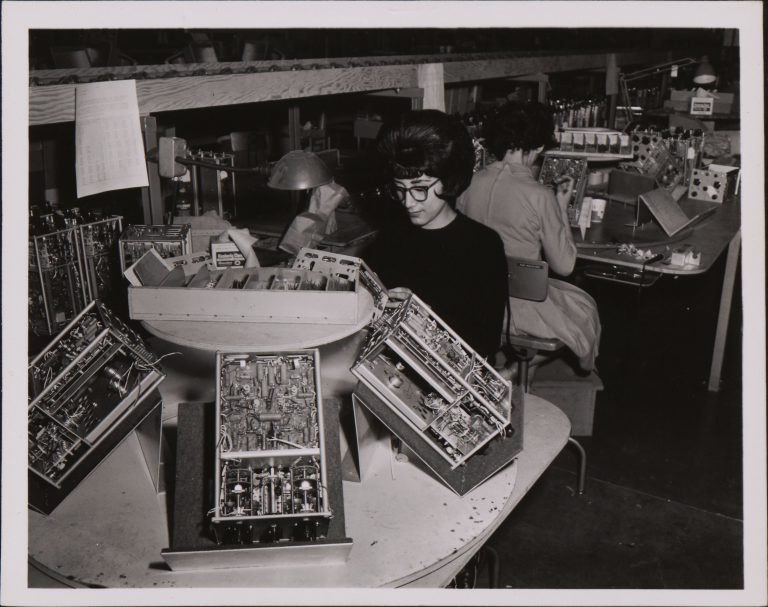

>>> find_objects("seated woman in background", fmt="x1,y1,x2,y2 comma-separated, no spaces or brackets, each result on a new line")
365,109,508,361
458,101,601,371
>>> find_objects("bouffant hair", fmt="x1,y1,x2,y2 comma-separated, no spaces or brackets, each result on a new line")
484,101,557,159
376,109,475,203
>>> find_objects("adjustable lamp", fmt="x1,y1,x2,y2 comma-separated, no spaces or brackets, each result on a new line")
693,56,717,85
267,149,334,225
267,150,333,191
156,138,334,221
158,138,332,189
618,57,699,128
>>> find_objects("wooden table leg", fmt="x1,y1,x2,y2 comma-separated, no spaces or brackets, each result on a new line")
708,231,741,391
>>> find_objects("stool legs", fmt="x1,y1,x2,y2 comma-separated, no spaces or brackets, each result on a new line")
568,437,587,494
508,344,587,495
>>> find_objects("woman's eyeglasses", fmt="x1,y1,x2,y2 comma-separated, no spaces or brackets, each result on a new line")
386,179,440,203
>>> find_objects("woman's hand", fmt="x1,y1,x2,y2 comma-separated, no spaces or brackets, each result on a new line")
385,286,413,307
553,176,575,211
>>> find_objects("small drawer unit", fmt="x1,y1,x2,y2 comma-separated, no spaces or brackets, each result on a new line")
28,300,165,513
119,223,192,271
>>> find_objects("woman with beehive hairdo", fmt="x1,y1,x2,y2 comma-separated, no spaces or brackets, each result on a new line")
364,109,508,361
458,101,601,372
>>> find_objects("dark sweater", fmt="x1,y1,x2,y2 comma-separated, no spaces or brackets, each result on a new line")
365,212,508,360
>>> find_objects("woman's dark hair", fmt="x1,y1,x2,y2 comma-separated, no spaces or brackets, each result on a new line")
484,101,557,159
376,109,475,203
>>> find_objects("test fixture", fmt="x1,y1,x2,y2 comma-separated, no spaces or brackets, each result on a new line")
352,294,523,494
118,223,192,271
28,300,165,513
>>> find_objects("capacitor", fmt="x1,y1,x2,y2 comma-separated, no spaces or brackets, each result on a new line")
279,362,288,382
283,481,293,514
261,482,270,514
258,412,282,422
246,432,257,451
268,364,276,385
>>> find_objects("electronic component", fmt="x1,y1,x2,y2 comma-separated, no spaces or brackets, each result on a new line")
292,247,389,318
29,216,125,336
352,294,517,470
29,226,88,336
670,246,701,267
28,300,165,513
119,223,192,271
621,130,705,187
212,350,332,545
78,216,123,301
687,166,739,203
538,155,589,227
629,130,665,171
553,129,631,158
164,251,214,276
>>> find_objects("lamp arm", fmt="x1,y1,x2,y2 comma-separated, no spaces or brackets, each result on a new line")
621,57,697,83
147,146,271,176
617,57,698,127
174,155,271,176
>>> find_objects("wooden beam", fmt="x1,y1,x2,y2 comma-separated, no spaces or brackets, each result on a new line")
442,51,671,83
29,51,672,126
30,65,419,125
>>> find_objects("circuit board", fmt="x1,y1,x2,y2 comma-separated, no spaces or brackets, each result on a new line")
293,247,390,318
79,216,123,301
213,350,333,545
29,227,88,336
353,294,512,468
28,301,165,495
119,224,191,271
538,155,589,226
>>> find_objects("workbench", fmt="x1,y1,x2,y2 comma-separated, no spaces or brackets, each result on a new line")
29,295,572,589
574,195,741,391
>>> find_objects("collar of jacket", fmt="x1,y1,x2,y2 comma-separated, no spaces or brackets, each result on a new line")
492,159,535,179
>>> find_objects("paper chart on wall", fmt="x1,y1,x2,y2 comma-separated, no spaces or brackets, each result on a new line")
75,80,149,198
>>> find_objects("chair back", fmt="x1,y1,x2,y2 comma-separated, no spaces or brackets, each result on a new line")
506,257,549,302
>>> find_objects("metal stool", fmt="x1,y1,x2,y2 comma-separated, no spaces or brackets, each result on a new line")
504,257,588,495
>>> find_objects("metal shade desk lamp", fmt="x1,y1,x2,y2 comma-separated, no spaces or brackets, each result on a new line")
267,150,333,191
156,139,333,218
692,56,717,85
266,150,334,228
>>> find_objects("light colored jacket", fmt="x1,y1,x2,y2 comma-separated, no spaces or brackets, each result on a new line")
458,160,576,276
458,159,600,370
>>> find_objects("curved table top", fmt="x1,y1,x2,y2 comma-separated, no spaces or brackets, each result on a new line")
575,196,740,275
142,288,375,351
28,395,570,590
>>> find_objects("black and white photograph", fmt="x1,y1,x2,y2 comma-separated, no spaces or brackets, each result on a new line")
2,2,765,606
